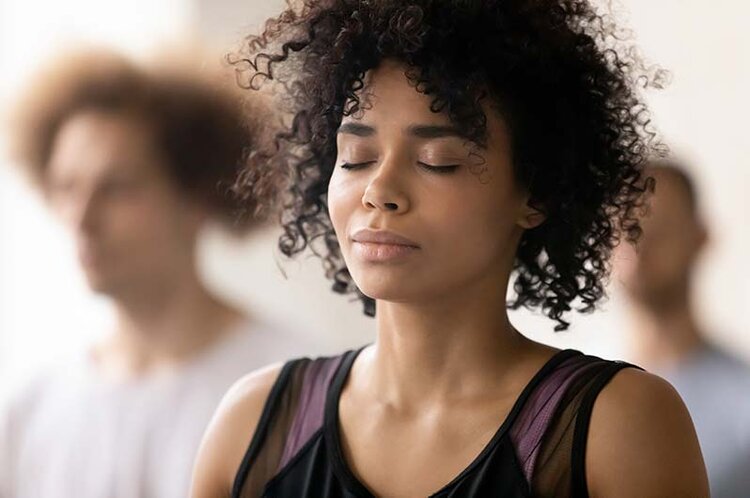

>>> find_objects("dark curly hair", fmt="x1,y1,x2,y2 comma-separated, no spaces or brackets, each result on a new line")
231,0,666,330
10,49,266,233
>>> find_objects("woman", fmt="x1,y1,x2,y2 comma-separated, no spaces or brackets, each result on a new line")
192,1,708,496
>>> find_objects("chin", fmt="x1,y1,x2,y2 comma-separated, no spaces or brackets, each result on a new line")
354,275,418,304
82,270,118,296
85,280,113,296
354,272,448,307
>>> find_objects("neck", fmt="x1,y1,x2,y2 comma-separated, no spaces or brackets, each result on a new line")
629,287,706,371
367,271,544,407
95,268,243,381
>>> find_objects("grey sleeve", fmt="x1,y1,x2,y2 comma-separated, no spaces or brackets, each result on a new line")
0,395,20,498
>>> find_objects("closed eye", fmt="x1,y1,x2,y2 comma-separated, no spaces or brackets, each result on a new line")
340,161,377,170
340,160,460,174
417,161,460,174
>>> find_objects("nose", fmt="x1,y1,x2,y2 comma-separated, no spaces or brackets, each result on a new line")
361,156,411,214
64,189,99,236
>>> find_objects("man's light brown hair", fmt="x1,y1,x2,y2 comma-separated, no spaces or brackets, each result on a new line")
9,49,267,232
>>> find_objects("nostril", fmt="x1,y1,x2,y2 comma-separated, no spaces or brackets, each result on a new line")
384,202,398,211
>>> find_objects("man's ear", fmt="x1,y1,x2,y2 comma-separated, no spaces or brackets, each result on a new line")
517,198,547,229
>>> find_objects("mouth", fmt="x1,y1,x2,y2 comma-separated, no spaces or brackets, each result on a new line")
350,228,420,262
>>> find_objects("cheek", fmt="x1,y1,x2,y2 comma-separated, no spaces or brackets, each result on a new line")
327,169,362,240
437,179,517,239
633,238,687,282
108,193,186,246
421,183,519,273
658,243,693,276
428,198,481,247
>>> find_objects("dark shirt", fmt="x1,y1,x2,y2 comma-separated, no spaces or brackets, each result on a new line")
233,348,638,497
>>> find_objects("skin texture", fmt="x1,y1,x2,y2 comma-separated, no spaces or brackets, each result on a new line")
328,60,543,308
47,110,242,379
191,64,708,498
615,167,709,369
48,111,204,296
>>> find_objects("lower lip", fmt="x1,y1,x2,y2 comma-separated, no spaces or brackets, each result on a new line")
352,242,419,262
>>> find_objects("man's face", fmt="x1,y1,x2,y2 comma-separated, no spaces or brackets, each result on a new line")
616,169,706,308
46,111,205,296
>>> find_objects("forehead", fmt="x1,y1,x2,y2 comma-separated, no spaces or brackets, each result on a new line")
48,110,160,180
343,60,454,126
339,60,510,147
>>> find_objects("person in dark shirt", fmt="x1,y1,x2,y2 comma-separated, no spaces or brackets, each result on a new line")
192,2,708,497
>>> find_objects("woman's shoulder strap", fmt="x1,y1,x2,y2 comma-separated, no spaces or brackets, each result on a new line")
231,351,351,498
509,351,641,498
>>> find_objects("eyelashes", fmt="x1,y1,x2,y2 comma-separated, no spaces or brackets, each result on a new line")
339,161,459,174
418,162,460,174
339,161,377,170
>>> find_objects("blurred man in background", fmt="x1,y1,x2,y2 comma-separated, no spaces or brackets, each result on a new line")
0,50,306,498
617,160,750,498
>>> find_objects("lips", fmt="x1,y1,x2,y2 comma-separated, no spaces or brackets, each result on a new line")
350,228,419,247
350,228,420,262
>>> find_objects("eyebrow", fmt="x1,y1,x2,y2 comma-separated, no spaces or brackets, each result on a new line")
337,122,463,139
337,122,376,137
407,124,462,139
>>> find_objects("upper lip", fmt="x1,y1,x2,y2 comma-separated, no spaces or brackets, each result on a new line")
351,228,420,247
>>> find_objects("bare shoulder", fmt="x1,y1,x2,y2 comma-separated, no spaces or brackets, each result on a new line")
190,362,286,498
586,368,709,498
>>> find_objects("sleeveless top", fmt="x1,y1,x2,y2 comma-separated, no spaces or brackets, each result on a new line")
232,348,639,498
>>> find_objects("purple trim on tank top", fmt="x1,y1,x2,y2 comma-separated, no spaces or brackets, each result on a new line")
509,354,597,483
278,355,346,471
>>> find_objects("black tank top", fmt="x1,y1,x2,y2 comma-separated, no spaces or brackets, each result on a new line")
232,348,639,497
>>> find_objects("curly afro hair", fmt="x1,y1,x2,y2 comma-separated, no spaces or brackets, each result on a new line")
231,0,666,330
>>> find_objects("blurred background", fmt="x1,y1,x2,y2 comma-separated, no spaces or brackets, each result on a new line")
0,0,748,396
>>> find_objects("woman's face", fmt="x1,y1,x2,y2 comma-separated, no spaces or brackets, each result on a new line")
328,60,542,306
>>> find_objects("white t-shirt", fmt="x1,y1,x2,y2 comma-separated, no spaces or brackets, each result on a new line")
0,321,312,498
